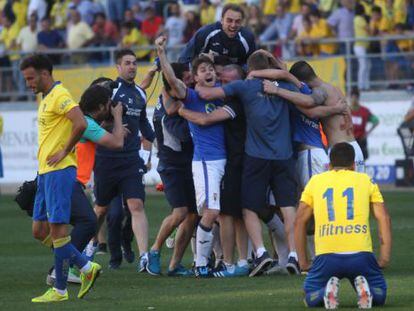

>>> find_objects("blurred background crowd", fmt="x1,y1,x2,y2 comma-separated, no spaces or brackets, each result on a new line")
1,0,414,98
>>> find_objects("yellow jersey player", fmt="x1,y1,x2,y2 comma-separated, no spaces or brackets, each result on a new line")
20,54,101,303
295,142,392,309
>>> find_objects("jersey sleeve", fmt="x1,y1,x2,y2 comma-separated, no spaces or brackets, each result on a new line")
300,177,314,208
178,23,216,64
369,179,384,203
183,88,198,108
82,117,107,143
222,80,245,98
54,92,78,115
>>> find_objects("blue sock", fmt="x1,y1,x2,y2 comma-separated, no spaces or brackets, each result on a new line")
371,286,387,306
54,237,89,290
305,287,325,308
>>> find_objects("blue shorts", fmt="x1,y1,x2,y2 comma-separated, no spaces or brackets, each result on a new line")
241,154,298,212
158,164,197,213
94,156,145,206
33,166,76,224
304,252,387,294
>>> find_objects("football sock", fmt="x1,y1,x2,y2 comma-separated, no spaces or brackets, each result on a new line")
238,259,248,267
41,234,53,248
371,286,386,306
256,247,266,258
224,262,235,273
288,251,298,261
54,288,67,296
305,287,325,307
196,224,213,267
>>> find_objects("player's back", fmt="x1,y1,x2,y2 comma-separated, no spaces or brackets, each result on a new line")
319,83,354,146
302,169,384,255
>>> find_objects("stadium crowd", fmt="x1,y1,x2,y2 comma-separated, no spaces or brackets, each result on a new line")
1,0,414,96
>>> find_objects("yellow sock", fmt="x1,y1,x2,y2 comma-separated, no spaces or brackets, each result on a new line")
53,236,71,248
41,234,53,248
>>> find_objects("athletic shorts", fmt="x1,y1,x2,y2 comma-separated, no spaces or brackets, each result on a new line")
329,141,365,173
192,159,226,214
297,148,329,189
220,161,243,218
304,252,387,297
33,166,76,224
94,156,145,206
356,138,368,160
242,155,298,212
158,165,197,213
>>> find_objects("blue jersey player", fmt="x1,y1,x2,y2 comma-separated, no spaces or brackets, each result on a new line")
156,36,227,277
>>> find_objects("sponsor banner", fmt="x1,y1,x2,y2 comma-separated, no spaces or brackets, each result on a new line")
366,165,395,184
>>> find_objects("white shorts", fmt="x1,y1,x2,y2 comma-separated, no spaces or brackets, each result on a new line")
328,141,365,173
297,148,330,189
192,159,226,214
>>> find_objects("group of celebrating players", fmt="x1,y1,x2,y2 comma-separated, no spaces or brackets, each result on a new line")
20,3,392,309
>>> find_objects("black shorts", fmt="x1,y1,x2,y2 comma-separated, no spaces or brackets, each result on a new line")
241,154,298,213
158,166,197,214
94,156,145,206
357,138,368,160
220,161,243,218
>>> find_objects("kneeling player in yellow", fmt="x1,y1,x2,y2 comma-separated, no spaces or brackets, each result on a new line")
295,142,391,309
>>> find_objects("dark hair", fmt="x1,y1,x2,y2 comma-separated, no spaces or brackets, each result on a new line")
121,21,135,30
330,142,355,168
191,56,214,76
90,77,113,86
247,51,272,71
115,49,136,63
221,4,245,19
355,3,365,16
214,55,232,67
94,12,106,21
309,9,321,18
20,54,53,73
350,87,360,98
79,85,112,114
289,61,317,83
41,16,50,22
222,64,246,79
162,62,190,91
371,5,382,15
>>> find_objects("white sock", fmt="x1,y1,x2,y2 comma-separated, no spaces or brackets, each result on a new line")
288,251,298,261
84,240,97,257
80,261,92,273
224,262,235,273
238,259,248,267
54,288,67,295
196,225,214,267
256,246,266,258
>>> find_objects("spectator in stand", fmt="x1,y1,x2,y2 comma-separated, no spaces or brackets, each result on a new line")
4,0,28,29
27,0,47,21
200,0,216,26
165,2,186,62
50,0,69,37
327,0,354,54
350,88,380,160
69,0,104,26
124,8,141,29
106,0,127,26
37,17,65,64
120,21,151,61
290,3,312,40
66,8,95,64
92,12,118,46
319,0,337,18
295,16,315,56
183,10,201,43
17,13,38,53
131,3,145,25
407,0,414,29
286,0,301,15
246,4,265,37
0,14,19,94
354,3,371,90
309,9,337,56
141,6,163,43
259,3,293,58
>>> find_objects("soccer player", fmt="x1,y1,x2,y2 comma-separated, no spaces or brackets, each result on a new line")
147,62,199,276
178,4,256,66
92,49,155,273
178,64,250,277
295,142,391,309
263,60,365,172
195,50,301,276
350,87,380,160
156,36,227,277
20,54,101,302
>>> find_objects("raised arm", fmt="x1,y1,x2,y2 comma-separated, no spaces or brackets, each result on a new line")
371,202,392,269
178,106,232,126
139,64,158,90
298,99,347,119
248,69,302,89
195,85,226,101
155,36,187,99
263,80,326,108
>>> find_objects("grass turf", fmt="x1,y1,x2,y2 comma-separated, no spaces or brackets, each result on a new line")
0,191,413,310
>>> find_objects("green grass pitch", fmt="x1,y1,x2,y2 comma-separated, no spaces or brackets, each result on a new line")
0,191,413,310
